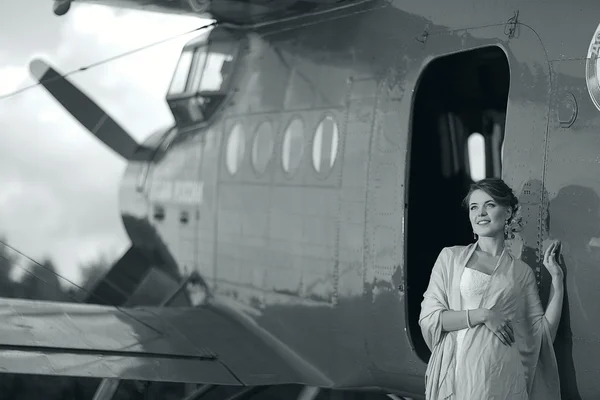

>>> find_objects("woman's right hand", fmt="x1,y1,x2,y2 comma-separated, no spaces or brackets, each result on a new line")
482,309,514,346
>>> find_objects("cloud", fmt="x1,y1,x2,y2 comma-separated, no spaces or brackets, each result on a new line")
0,1,210,285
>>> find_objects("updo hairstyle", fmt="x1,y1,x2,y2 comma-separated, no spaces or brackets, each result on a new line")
462,178,523,239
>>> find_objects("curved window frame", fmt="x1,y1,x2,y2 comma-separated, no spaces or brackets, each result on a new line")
225,122,246,176
311,113,340,179
251,120,275,176
281,116,306,179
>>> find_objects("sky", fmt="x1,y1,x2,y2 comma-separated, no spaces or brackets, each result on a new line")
0,1,208,285
0,1,490,292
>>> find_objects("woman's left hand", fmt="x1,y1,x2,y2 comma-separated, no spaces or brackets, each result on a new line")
543,240,563,280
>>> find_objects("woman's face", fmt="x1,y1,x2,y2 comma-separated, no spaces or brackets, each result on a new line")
469,189,512,238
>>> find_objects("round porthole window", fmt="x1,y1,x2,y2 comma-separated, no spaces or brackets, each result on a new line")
252,121,274,175
282,118,305,176
312,115,339,175
226,123,245,175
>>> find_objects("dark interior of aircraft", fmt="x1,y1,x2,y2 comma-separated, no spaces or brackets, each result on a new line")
406,46,510,362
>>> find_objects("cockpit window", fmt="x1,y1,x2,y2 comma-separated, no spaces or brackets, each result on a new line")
199,41,235,92
166,29,242,126
168,49,194,95
189,48,208,91
169,40,236,97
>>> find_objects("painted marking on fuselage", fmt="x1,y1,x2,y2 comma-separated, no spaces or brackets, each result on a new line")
150,180,204,205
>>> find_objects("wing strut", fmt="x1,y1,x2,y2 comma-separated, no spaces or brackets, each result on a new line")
92,272,201,400
225,387,269,400
182,384,216,400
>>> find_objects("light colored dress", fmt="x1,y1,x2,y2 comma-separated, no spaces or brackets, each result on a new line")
455,267,490,380
419,244,561,400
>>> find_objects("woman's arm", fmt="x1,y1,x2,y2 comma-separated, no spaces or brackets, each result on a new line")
544,276,564,341
542,241,564,341
442,308,515,346
441,309,487,331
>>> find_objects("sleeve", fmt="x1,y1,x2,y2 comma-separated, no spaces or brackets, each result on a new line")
418,247,450,351
515,264,561,400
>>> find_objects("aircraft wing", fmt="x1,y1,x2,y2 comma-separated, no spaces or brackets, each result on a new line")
63,0,344,25
0,297,311,385
67,0,210,17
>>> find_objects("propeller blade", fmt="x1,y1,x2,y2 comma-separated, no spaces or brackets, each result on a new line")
53,0,72,16
29,58,149,161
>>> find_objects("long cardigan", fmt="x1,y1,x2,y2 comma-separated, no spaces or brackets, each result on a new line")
419,244,560,399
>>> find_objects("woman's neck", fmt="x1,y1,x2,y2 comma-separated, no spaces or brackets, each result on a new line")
477,236,505,257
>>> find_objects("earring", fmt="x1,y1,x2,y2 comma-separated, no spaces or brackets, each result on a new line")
473,232,477,241
504,220,510,239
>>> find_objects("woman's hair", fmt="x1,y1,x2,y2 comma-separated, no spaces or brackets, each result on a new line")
462,178,523,238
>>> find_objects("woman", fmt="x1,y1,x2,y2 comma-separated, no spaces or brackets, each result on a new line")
419,178,564,400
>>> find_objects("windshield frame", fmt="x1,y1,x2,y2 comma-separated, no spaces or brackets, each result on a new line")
166,34,241,101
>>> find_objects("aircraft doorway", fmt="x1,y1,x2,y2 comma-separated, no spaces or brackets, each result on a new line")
406,46,510,362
